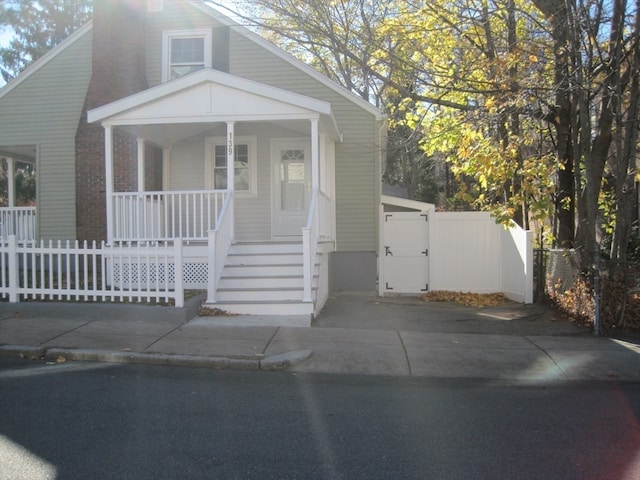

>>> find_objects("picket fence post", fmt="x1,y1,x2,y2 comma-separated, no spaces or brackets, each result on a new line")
8,235,18,303
174,239,184,308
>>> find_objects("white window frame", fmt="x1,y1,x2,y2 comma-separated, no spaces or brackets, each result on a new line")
162,29,212,82
205,136,258,196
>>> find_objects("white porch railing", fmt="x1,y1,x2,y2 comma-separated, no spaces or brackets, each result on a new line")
207,190,234,303
113,190,227,242
0,207,36,243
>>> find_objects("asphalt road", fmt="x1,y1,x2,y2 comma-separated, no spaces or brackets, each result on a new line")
1,358,639,480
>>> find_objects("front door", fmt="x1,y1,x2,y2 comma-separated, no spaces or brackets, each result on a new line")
272,139,311,236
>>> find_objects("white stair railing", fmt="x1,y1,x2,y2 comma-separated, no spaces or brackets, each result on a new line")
302,188,320,303
207,190,233,303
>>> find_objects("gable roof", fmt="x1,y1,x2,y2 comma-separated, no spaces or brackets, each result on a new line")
0,22,93,100
189,1,384,121
88,68,342,142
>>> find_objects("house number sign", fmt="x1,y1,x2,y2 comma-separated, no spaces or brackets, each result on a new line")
227,132,234,155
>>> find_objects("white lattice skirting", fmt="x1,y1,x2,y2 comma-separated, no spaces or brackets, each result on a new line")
108,261,208,289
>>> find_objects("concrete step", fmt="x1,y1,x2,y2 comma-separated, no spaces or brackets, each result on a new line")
208,300,315,316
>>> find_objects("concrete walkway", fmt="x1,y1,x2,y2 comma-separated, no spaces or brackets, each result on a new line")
0,293,639,382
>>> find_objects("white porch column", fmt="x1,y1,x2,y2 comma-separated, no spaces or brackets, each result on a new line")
310,118,319,191
105,125,114,244
6,157,15,208
226,121,235,239
226,121,235,191
162,148,171,191
137,137,145,192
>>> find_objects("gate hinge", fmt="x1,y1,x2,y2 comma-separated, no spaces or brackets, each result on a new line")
421,213,428,221
385,282,393,290
422,249,428,256
385,214,393,222
385,246,393,256
421,284,429,292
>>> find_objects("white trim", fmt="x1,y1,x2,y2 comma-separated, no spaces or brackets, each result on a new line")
162,148,171,191
105,126,114,244
88,69,333,123
271,137,312,238
99,112,321,126
137,138,145,192
161,28,213,83
0,22,93,99
205,135,257,196
381,194,434,212
7,157,15,208
188,1,383,120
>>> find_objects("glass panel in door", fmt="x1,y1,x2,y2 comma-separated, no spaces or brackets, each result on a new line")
280,149,306,211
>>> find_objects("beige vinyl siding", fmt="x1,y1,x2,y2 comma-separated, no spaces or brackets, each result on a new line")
0,29,92,240
229,31,381,252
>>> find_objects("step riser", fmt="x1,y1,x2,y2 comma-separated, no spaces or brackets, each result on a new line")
219,277,308,289
217,289,308,302
226,254,302,266
223,265,319,277
211,302,314,316
230,243,303,255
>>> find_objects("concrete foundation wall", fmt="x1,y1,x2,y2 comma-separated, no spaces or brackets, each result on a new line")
329,251,377,292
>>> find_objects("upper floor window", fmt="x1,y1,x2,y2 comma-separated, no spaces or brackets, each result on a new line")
162,29,212,82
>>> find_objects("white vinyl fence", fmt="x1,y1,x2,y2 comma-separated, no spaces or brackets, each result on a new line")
0,235,184,307
429,212,533,303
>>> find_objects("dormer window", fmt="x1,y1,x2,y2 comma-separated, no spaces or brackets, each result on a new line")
162,29,212,82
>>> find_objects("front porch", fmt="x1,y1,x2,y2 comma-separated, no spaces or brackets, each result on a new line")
108,188,334,317
87,69,340,318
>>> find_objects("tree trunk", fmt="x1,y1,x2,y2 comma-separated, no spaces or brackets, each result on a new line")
532,0,575,247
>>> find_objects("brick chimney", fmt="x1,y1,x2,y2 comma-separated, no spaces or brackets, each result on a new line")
75,0,149,242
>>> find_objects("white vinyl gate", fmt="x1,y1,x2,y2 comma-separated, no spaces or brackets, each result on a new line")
382,212,429,293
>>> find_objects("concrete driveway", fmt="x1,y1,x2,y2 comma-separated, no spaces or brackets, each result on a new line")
314,293,591,336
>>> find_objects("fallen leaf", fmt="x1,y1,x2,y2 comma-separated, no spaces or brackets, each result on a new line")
56,356,67,363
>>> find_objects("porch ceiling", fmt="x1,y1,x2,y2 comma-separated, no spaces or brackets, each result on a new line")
0,145,37,163
87,69,342,146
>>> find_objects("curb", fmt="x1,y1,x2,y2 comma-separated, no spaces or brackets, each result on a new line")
0,345,313,371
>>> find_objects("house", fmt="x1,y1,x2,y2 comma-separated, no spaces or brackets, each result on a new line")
0,0,385,321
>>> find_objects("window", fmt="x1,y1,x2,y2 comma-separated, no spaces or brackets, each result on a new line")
205,136,257,195
162,29,212,82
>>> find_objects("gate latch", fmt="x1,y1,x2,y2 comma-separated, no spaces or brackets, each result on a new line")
385,246,393,256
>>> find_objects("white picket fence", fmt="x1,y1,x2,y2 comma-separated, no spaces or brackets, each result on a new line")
0,235,184,307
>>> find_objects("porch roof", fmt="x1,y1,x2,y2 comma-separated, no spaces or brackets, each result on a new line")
87,69,342,144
